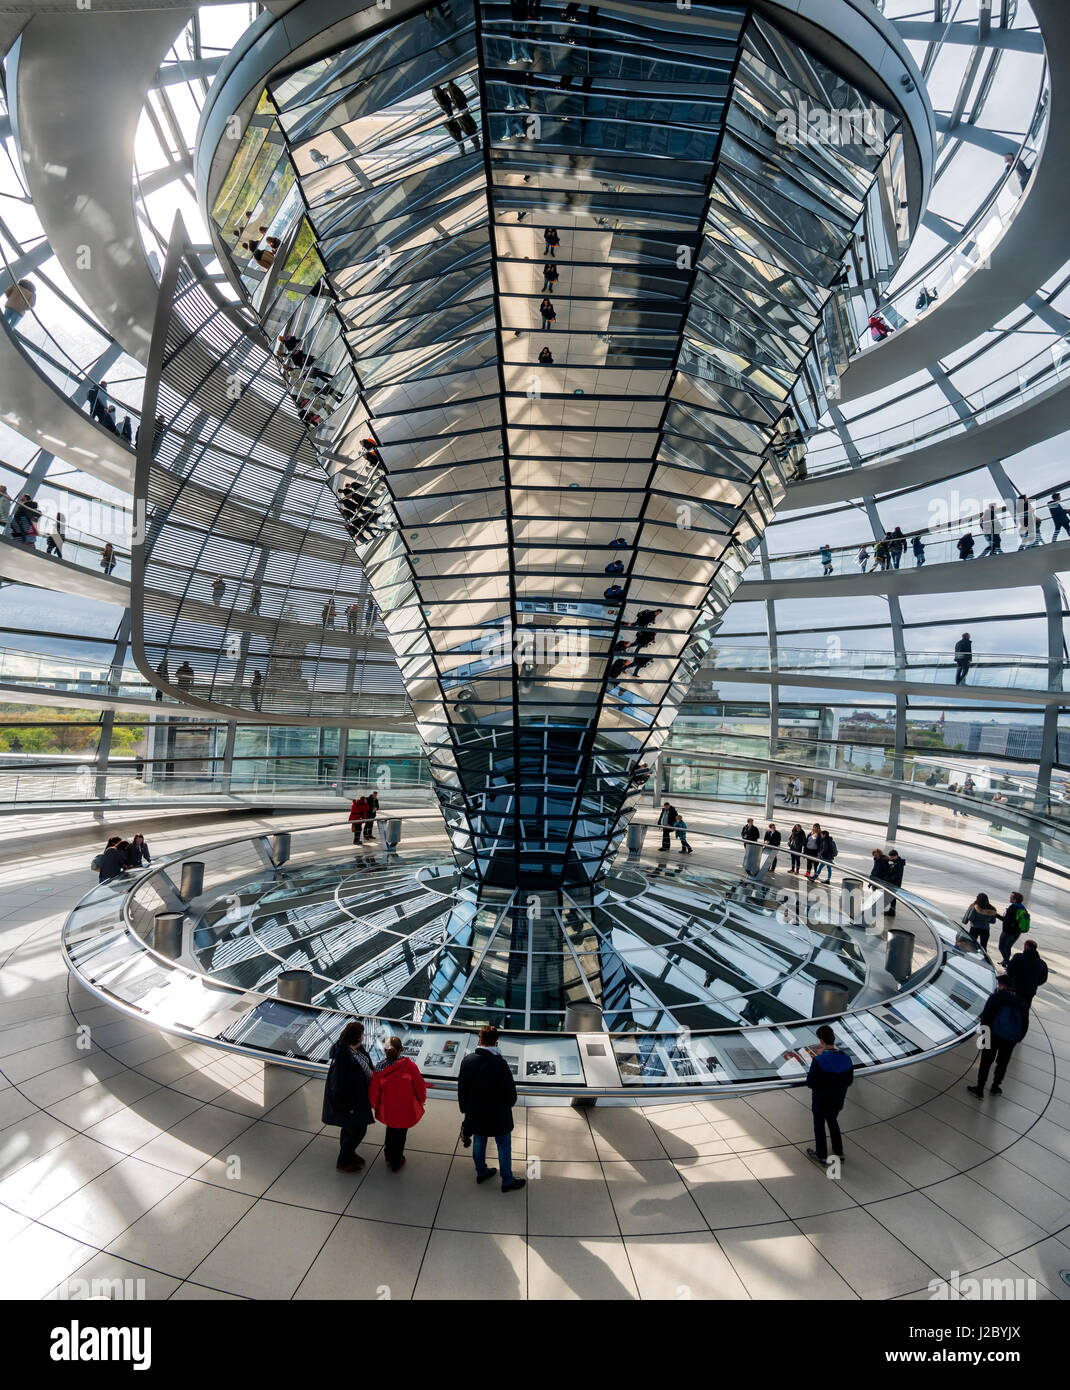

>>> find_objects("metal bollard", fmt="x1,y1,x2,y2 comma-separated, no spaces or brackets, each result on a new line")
179,861,204,901
277,969,315,1005
886,928,915,983
270,832,291,867
812,980,850,1018
839,877,863,925
626,823,646,856
382,818,401,848
565,1000,605,1033
152,911,184,960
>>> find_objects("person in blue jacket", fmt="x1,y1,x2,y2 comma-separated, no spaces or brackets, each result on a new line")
805,1024,854,1166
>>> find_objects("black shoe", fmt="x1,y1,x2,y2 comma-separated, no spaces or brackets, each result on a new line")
989,1086,1003,1096
476,1168,498,1184
501,1178,526,1192
805,1148,828,1167
967,1085,984,1098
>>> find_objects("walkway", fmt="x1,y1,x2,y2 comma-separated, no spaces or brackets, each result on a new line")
0,809,1065,1300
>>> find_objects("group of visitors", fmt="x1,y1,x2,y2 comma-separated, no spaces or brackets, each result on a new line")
337,440,384,543
348,791,380,843
655,801,692,853
606,585,662,682
94,833,152,882
323,1021,525,1191
826,494,1067,581
276,326,347,431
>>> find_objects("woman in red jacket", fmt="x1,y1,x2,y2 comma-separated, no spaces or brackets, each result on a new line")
369,1037,427,1172
349,795,369,844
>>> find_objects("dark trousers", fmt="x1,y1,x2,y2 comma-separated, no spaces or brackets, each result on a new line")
339,1118,368,1165
790,853,801,872
955,659,970,685
384,1127,407,1168
812,1107,843,1161
968,924,990,955
660,826,671,849
997,930,1018,967
352,823,364,843
977,1040,1015,1090
364,816,376,841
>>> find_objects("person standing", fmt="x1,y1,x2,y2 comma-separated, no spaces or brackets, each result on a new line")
1048,492,1070,543
349,794,369,844
97,836,126,883
211,574,226,605
539,297,556,330
657,801,678,851
248,585,262,615
957,531,975,560
967,978,1027,1098
814,827,837,883
760,823,781,876
127,833,152,868
884,850,905,916
369,1036,427,1173
998,891,1030,968
1016,494,1039,548
322,1021,375,1172
3,277,36,328
954,632,972,685
100,542,117,575
788,823,806,874
819,543,833,576
457,1025,525,1192
805,1024,854,1167
543,226,560,254
250,669,263,711
740,817,761,876
962,891,999,955
1006,939,1048,1017
674,814,693,854
364,789,379,841
856,544,870,574
541,261,559,293
791,774,803,807
803,823,823,878
981,502,1003,556
889,527,907,569
912,534,926,566
869,848,893,913
346,603,359,633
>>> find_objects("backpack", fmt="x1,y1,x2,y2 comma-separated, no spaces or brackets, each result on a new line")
1014,907,1031,934
991,1001,1024,1044
90,854,103,872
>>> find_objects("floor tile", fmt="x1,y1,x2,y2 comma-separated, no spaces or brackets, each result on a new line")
191,1198,338,1299
528,1236,639,1300
413,1230,527,1300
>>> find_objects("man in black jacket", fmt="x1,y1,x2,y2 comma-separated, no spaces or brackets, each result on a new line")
657,801,678,851
884,849,906,916
968,978,1027,1098
998,891,1030,968
954,631,972,685
1006,940,1048,1017
322,1021,374,1172
805,1025,854,1166
457,1026,525,1192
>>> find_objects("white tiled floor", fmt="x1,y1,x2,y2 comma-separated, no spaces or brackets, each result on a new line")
1,811,1068,1300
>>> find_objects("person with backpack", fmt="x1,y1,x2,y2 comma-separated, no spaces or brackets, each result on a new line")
322,1020,375,1172
368,1036,427,1172
884,850,906,916
814,828,837,883
818,543,833,576
805,1024,854,1166
967,978,1027,1097
998,891,1030,967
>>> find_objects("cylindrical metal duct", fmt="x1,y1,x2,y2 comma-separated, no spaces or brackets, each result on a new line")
277,969,315,1005
382,818,401,848
270,832,291,866
886,929,916,983
179,861,205,900
152,911,184,960
626,823,646,855
565,1000,605,1032
812,980,850,1018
